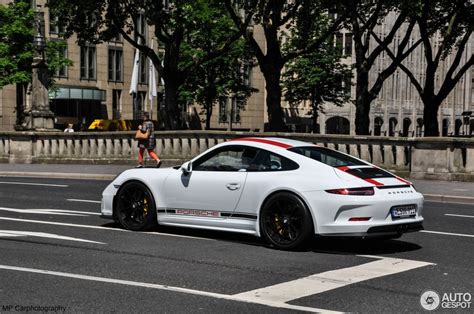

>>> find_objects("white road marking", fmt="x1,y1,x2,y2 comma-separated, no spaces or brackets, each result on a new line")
0,264,338,313
0,217,213,241
445,214,474,219
0,181,68,188
0,230,104,244
0,207,100,216
233,255,434,303
67,199,101,204
421,230,474,238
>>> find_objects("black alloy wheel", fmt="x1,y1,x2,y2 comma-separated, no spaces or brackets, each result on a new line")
116,181,157,231
260,192,313,250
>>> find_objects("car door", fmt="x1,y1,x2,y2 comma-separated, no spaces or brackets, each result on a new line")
163,145,258,215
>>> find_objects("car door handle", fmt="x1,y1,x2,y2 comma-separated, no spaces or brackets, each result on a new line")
226,183,241,191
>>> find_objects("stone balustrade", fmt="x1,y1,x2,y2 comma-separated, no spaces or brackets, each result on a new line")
1,130,473,181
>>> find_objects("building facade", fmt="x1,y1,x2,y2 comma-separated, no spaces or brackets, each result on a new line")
0,3,472,135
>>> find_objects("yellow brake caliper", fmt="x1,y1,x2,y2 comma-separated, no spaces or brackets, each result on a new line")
143,197,149,216
275,215,285,236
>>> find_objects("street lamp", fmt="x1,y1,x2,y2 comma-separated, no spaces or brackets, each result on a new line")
19,5,55,131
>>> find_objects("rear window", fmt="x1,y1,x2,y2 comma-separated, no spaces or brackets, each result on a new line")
288,146,367,167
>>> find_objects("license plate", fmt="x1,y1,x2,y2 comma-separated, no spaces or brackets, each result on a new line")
391,205,416,218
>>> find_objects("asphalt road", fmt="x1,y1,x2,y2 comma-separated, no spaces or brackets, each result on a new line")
0,177,472,313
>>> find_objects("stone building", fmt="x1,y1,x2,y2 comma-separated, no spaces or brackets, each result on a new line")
284,13,473,137
0,2,472,135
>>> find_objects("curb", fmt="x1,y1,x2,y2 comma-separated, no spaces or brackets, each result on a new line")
423,194,474,205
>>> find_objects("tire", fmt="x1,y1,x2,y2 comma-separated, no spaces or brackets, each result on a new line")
259,192,313,250
115,181,157,231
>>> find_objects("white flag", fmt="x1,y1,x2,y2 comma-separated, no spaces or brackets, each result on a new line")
129,43,140,95
148,59,157,100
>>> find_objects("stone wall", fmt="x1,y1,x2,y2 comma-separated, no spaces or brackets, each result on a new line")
1,131,473,181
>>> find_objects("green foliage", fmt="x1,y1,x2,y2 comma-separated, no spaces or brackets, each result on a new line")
283,41,352,116
48,0,253,129
0,1,34,87
178,0,256,127
0,1,73,88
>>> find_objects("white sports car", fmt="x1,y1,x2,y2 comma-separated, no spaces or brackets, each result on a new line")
101,137,423,249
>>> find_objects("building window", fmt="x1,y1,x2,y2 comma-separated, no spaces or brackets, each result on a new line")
112,89,122,119
108,48,123,82
243,64,252,87
219,98,228,123
49,14,65,35
134,14,147,43
80,45,96,80
54,43,68,78
133,91,147,120
139,54,148,84
344,33,352,56
219,97,242,123
335,33,343,52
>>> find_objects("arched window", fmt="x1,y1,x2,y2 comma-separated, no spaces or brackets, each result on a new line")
416,118,424,137
374,117,384,136
389,118,398,137
442,119,449,137
403,118,411,137
325,116,350,134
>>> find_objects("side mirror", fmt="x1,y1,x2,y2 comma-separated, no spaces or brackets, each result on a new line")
181,161,193,175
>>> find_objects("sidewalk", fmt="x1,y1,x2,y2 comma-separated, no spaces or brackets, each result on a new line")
1,162,473,204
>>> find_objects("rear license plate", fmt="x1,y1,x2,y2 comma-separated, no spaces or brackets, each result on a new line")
391,205,416,218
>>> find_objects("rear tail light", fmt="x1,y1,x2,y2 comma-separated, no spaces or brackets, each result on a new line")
325,187,374,196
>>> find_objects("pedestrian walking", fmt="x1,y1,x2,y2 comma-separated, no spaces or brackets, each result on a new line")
64,123,74,132
136,112,162,168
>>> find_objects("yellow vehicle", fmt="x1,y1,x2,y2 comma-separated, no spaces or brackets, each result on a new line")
88,119,136,131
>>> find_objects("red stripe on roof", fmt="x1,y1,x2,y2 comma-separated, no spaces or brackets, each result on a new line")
395,176,412,185
364,178,384,186
336,166,384,186
231,138,292,149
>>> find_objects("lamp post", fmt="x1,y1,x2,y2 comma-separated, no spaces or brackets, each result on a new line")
21,5,55,131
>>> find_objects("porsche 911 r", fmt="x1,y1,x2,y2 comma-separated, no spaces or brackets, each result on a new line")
101,137,423,250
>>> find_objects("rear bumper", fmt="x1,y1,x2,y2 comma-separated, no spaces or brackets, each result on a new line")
318,221,423,238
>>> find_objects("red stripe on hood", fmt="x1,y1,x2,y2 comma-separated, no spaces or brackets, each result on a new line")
231,138,292,149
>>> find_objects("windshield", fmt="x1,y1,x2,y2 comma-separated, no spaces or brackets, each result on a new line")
288,146,367,167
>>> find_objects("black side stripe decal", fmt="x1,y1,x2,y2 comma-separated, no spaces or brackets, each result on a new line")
159,209,257,220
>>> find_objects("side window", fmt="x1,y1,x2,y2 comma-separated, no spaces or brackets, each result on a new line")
249,150,299,172
193,146,258,172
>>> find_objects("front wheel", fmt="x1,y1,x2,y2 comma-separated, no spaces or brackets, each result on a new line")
115,181,157,231
259,192,313,250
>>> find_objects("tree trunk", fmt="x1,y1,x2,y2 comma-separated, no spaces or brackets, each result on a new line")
262,65,286,132
354,71,372,135
163,81,182,130
422,97,440,136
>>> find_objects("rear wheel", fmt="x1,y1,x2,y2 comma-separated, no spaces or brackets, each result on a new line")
115,181,157,231
259,192,313,250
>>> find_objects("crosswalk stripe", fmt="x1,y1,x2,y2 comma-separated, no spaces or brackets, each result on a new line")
233,255,434,303
0,264,340,313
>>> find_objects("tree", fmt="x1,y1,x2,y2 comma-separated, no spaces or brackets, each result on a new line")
177,2,256,130
49,0,248,130
282,41,352,132
341,0,422,135
0,1,72,125
377,0,473,136
224,0,344,131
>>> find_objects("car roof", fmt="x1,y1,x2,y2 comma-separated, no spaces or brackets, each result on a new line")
228,137,315,149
